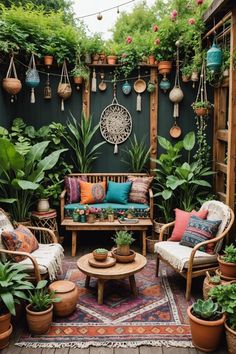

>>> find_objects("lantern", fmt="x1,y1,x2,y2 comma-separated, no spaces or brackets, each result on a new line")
159,78,171,93
122,81,132,95
207,41,222,72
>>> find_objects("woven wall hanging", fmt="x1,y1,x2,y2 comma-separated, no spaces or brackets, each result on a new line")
100,83,132,154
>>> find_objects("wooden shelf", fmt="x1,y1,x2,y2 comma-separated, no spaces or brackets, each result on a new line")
89,63,158,68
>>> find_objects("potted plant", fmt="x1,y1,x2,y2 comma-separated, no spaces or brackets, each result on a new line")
71,64,90,85
187,298,226,352
26,280,61,335
93,248,108,262
203,271,226,300
191,100,212,117
0,261,33,349
121,134,151,172
106,207,114,222
209,283,236,354
181,65,192,82
41,43,58,67
218,244,236,279
112,230,135,256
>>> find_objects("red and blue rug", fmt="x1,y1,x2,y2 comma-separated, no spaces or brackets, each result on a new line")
16,259,194,349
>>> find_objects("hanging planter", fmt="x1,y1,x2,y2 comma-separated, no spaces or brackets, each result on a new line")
207,40,222,72
25,54,40,103
159,77,171,93
44,55,53,67
158,61,172,76
2,56,22,102
192,62,212,117
57,60,72,111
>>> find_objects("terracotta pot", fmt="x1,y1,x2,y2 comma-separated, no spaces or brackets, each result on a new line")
107,55,117,65
0,313,11,334
148,55,155,65
117,244,130,256
0,324,12,350
37,198,50,212
107,214,114,222
112,248,135,263
158,61,172,75
93,250,108,262
49,280,78,317
44,55,53,66
194,107,208,117
182,75,191,82
225,321,236,354
187,305,226,352
92,54,100,64
87,214,96,223
2,78,22,95
99,54,107,64
26,303,53,334
73,76,83,84
218,256,236,279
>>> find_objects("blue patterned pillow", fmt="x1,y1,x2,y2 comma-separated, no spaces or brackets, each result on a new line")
180,215,221,253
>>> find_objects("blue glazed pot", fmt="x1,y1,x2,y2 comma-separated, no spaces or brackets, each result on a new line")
25,69,40,88
122,81,132,95
159,78,171,92
207,41,222,72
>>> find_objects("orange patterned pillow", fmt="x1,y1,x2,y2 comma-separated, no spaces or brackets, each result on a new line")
2,225,39,262
79,181,106,204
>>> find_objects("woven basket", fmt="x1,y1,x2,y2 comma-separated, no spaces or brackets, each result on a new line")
153,219,170,237
225,321,236,354
203,271,234,299
146,236,159,254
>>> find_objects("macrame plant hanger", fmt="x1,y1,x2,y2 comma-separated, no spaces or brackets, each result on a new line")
25,53,40,103
3,55,22,102
100,80,132,154
195,61,208,114
58,60,72,111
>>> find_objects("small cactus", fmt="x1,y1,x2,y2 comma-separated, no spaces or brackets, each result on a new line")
94,248,108,254
192,299,221,320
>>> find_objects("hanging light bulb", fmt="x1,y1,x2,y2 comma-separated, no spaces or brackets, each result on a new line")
97,12,103,20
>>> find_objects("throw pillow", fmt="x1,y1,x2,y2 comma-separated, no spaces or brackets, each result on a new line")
65,176,87,204
180,215,222,253
168,208,209,241
80,180,106,204
2,225,39,262
105,181,132,204
127,176,153,204
0,210,14,261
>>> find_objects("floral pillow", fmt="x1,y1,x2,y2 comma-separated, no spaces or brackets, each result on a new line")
80,180,106,204
127,176,153,204
2,225,39,262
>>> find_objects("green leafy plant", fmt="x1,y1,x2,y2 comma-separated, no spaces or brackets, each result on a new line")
0,138,67,220
106,207,114,215
191,101,212,109
181,65,192,77
0,261,33,315
192,299,222,321
121,134,151,172
94,248,108,254
27,280,60,312
71,64,90,81
209,283,236,330
62,113,105,173
112,230,135,246
221,244,236,263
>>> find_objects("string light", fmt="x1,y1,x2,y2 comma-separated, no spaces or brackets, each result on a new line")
77,0,135,20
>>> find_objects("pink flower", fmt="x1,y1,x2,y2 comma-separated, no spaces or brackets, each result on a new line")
154,38,160,45
172,9,178,17
126,36,132,44
153,24,159,32
188,18,196,25
196,0,203,4
79,209,85,215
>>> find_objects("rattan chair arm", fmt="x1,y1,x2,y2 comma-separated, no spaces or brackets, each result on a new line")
159,221,175,241
27,226,58,243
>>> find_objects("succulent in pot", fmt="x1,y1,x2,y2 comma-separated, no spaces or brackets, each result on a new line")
218,244,236,279
187,298,225,352
112,230,135,256
93,248,108,262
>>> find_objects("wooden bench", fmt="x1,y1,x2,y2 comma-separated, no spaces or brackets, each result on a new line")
60,173,154,257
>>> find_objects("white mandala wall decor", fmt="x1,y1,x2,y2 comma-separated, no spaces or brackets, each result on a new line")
100,97,132,154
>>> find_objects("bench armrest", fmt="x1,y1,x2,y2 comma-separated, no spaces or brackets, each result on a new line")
60,189,67,222
149,188,154,220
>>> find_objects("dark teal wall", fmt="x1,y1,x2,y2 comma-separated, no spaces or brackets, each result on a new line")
0,63,213,172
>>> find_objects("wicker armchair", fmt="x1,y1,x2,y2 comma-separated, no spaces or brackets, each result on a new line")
155,201,235,300
0,209,64,282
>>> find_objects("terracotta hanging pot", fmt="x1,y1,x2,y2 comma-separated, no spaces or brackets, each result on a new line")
158,61,172,75
44,55,53,67
73,76,83,84
2,78,22,95
194,107,208,117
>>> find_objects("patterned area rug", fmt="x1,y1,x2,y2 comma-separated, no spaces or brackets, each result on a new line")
16,259,194,349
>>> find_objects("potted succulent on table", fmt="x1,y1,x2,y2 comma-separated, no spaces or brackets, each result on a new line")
93,248,108,262
209,283,236,354
112,230,135,256
0,261,33,349
106,207,115,222
187,298,226,352
26,280,61,335
218,244,236,279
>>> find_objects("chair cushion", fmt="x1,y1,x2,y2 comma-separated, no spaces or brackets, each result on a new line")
2,225,39,262
0,210,14,261
105,181,132,204
19,243,64,281
127,176,153,204
169,208,208,241
154,241,218,272
180,216,221,254
79,180,106,204
65,176,87,204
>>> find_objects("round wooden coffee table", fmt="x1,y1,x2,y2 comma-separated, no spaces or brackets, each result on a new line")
77,252,147,305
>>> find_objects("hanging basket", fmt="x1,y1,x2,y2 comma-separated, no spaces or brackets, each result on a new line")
194,107,208,117
2,78,22,95
158,61,172,75
57,61,72,111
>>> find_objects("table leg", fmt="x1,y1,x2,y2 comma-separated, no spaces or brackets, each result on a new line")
142,230,147,256
85,275,90,288
72,230,77,257
98,279,105,305
129,274,138,297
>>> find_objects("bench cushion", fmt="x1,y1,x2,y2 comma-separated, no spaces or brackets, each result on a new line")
65,202,150,218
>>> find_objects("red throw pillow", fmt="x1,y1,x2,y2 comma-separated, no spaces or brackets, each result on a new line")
168,208,208,241
2,224,39,262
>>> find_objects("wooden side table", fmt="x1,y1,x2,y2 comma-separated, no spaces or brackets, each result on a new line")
31,209,60,242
